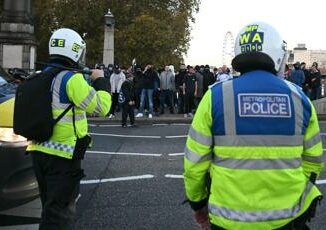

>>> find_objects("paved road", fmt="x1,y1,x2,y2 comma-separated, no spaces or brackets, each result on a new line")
1,122,326,229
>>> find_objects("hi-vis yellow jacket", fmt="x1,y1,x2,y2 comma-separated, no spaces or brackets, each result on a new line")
27,70,111,159
184,70,324,229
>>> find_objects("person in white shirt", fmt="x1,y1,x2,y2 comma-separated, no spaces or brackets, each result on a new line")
217,65,233,82
108,64,126,118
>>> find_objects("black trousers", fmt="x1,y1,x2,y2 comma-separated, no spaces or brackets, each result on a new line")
159,89,173,112
109,92,119,115
31,151,83,230
122,103,135,125
184,93,194,114
177,88,184,113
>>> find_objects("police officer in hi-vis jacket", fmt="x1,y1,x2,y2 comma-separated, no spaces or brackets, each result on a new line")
184,22,323,230
27,28,111,229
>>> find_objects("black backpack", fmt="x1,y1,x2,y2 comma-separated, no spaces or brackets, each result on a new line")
14,67,73,142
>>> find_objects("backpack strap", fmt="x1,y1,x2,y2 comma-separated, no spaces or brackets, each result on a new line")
52,71,75,125
53,103,74,125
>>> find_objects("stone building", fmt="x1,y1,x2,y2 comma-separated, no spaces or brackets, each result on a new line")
0,0,37,72
288,44,326,71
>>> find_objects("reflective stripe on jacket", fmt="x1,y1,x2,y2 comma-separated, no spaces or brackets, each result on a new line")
27,70,111,159
184,70,323,229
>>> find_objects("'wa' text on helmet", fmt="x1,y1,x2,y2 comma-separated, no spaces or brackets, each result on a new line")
231,22,287,74
49,28,86,65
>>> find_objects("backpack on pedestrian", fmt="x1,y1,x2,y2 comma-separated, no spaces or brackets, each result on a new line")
14,67,73,142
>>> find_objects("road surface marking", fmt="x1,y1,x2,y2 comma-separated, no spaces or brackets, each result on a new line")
81,175,155,184
89,132,161,138
87,150,162,157
75,193,82,203
316,180,326,185
88,124,97,127
165,135,187,138
152,123,168,126
168,153,184,156
97,124,124,127
165,174,184,179
171,123,190,126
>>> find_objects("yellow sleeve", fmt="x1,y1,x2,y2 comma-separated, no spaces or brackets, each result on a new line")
184,90,213,203
302,101,324,179
66,73,111,116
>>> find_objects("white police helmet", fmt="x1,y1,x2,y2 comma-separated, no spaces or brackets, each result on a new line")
232,22,287,74
49,28,86,65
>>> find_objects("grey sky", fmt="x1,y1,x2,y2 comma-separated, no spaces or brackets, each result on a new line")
185,0,326,66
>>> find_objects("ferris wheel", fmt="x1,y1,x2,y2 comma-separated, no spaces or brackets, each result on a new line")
222,31,235,67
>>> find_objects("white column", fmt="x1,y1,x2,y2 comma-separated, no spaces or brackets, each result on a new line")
103,25,114,66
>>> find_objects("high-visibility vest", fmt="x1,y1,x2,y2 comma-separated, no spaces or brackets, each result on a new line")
27,70,111,159
184,70,323,229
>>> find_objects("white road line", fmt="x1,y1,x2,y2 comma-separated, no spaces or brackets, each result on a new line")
75,193,82,203
88,124,97,127
316,180,326,185
165,135,187,138
152,123,168,126
320,133,326,136
87,150,162,157
89,132,161,139
171,123,190,126
168,153,184,156
98,124,123,127
165,174,184,179
81,175,155,184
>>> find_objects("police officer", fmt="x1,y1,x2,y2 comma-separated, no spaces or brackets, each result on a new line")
184,22,323,230
27,28,111,229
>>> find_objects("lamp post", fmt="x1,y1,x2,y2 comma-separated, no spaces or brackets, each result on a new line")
102,9,115,66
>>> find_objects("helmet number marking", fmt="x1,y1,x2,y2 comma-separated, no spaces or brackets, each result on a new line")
50,39,65,47
72,43,81,53
239,25,264,54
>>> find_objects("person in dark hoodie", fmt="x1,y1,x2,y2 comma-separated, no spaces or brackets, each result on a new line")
133,65,144,110
119,74,135,127
202,64,215,95
175,64,188,114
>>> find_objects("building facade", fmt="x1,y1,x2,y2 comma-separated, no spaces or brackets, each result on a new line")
288,44,326,70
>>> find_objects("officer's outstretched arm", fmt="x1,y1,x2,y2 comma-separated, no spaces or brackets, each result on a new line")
66,73,111,116
302,102,324,179
184,90,213,211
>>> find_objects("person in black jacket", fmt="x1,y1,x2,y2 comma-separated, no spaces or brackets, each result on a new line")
310,62,321,100
119,74,135,127
135,64,158,118
133,65,144,110
175,64,188,114
202,64,215,95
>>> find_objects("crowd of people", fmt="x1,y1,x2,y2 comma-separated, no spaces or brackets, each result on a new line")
94,63,233,125
284,61,323,100
94,60,324,127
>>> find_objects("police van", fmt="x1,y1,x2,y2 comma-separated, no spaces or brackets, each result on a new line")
0,71,38,211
